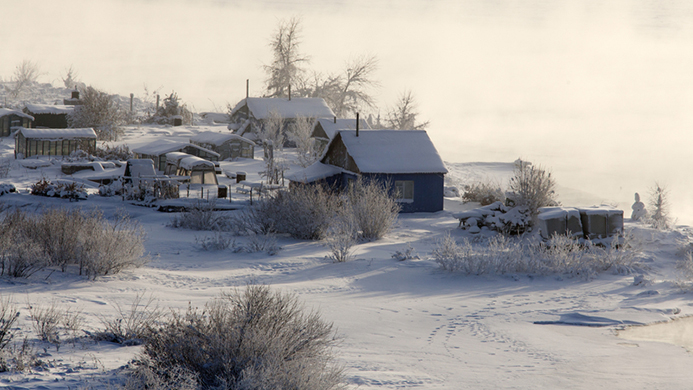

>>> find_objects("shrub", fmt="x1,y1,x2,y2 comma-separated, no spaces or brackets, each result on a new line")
67,86,128,141
244,233,281,255
30,178,87,200
194,233,235,251
92,144,134,161
392,243,420,261
325,214,357,263
169,200,233,231
506,160,558,217
0,295,19,351
29,300,63,345
432,232,641,280
462,181,504,205
96,293,163,345
135,285,345,390
347,178,399,240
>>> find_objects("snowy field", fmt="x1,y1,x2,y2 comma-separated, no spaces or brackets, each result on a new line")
1,124,693,389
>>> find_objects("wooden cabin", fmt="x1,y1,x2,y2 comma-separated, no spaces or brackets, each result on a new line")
0,108,33,137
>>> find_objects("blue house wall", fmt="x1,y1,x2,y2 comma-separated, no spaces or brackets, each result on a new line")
364,173,445,213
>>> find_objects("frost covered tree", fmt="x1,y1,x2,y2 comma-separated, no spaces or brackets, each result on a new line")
147,91,193,125
67,86,127,141
384,90,429,130
259,109,286,185
264,17,309,98
288,115,319,167
61,65,83,90
10,60,41,99
649,183,672,230
507,160,558,217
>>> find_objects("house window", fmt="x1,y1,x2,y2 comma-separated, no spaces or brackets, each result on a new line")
394,180,414,202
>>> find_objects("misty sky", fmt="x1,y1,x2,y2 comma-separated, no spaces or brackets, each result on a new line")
4,0,693,221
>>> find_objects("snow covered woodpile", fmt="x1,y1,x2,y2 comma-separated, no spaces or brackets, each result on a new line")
14,127,97,159
0,108,33,136
132,139,219,171
23,103,74,128
290,129,447,213
228,97,335,146
537,207,584,239
453,201,532,234
189,131,255,160
579,206,624,239
310,117,370,152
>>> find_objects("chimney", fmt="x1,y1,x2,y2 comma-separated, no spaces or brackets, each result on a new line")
246,79,249,99
356,112,359,137
333,116,336,124
130,93,134,112
288,84,292,100
71,90,79,99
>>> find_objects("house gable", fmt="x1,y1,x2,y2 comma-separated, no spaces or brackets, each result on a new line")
320,132,360,173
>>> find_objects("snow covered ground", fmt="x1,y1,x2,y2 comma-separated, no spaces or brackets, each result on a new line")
1,124,693,389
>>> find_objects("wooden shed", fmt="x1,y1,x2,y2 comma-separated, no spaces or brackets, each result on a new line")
23,104,74,128
132,139,219,172
288,129,448,213
189,131,255,160
14,127,97,159
0,108,33,137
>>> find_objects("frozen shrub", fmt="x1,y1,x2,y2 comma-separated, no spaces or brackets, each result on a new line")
244,233,281,255
325,214,357,263
0,295,19,351
462,181,504,205
96,293,163,345
648,183,672,230
0,210,48,277
392,243,420,261
0,159,11,179
194,233,235,251
347,178,400,240
30,178,87,200
169,200,233,231
135,285,345,390
92,144,134,161
506,160,558,217
29,300,63,345
67,85,127,141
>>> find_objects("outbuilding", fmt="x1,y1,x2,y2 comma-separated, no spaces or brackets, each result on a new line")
310,117,370,152
189,131,255,160
132,139,220,172
14,127,97,159
23,104,74,128
288,129,448,213
0,108,33,137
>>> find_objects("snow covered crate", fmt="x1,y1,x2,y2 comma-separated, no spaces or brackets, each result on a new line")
578,207,623,240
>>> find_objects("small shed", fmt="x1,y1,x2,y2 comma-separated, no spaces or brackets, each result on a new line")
190,131,255,160
14,127,97,159
311,117,370,152
23,104,74,128
288,129,448,213
227,97,335,146
0,108,33,137
178,156,218,185
132,139,220,171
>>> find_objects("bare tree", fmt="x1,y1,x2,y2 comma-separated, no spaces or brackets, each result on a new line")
264,17,309,98
331,55,379,117
10,60,41,99
259,109,286,185
61,65,82,90
385,90,429,130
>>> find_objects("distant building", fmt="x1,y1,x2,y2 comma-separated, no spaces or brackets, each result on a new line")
190,131,255,160
287,129,448,213
228,97,335,146
132,139,219,172
23,104,74,128
310,117,371,153
14,127,97,159
0,108,33,137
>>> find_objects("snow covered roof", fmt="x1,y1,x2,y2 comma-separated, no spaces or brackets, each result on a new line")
132,139,220,158
229,97,335,120
165,152,191,165
24,104,74,115
314,118,370,139
125,159,157,177
190,131,254,146
0,108,34,121
286,162,346,183
332,130,448,174
179,156,215,171
16,127,96,139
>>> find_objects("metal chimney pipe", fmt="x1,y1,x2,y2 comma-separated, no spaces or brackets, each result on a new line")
356,112,359,137
333,116,336,124
246,79,249,99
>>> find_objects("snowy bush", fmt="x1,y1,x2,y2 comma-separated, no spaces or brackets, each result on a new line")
134,285,345,390
194,233,235,251
30,178,88,200
392,243,420,261
433,232,641,280
92,144,134,161
29,300,63,345
455,201,532,235
123,180,179,201
244,233,281,255
96,293,163,345
325,214,357,263
168,200,234,231
145,91,193,126
67,86,128,141
0,159,11,179
648,183,672,230
506,160,559,217
0,208,146,279
0,295,19,351
347,178,400,240
462,181,504,206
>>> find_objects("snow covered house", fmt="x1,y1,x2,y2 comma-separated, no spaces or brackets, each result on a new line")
14,127,97,159
132,139,219,172
311,117,370,152
227,97,335,146
0,108,33,137
189,131,255,160
287,130,448,213
23,104,74,128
